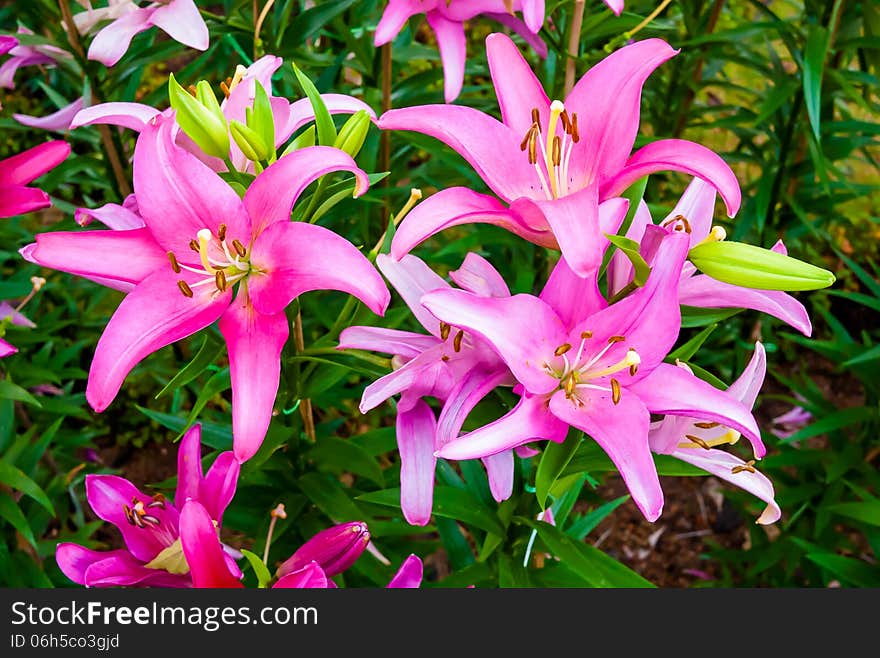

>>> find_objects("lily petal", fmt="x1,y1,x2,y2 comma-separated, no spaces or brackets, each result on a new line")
0,186,50,218
338,325,439,359
549,389,662,521
86,269,231,412
378,105,536,202
149,0,209,52
390,187,554,260
175,424,204,511
374,0,424,45
725,341,767,409
273,562,329,588
359,346,453,412
75,201,145,230
565,38,678,185
397,398,438,526
218,295,289,463
14,97,83,132
449,252,510,298
281,94,377,144
483,450,514,502
678,274,812,336
57,544,189,588
134,115,252,259
87,9,153,66
436,367,512,447
668,448,781,524
71,101,160,132
248,220,389,317
426,12,467,103
436,392,568,460
540,255,607,331
377,253,449,337
0,140,71,186
663,177,717,245
386,554,423,588
601,138,741,217
179,501,244,588
421,289,566,395
629,363,765,458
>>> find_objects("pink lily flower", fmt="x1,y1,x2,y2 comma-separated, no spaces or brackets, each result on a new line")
649,343,781,525
379,33,740,276
24,114,389,462
0,27,71,89
178,503,423,588
84,0,208,67
70,0,139,36
0,141,71,218
608,177,812,335
339,252,518,525
770,401,811,440
71,55,376,172
420,231,764,522
374,1,548,102
56,423,240,588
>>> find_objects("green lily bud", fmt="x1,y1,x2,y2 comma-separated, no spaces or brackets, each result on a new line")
246,81,275,162
688,241,835,291
168,73,229,160
333,110,371,158
230,119,270,162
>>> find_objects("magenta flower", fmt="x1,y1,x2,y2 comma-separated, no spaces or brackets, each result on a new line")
0,141,71,218
25,114,389,462
649,342,781,525
0,27,71,90
56,424,240,588
339,253,518,525
379,33,740,276
770,401,811,440
72,55,375,172
178,504,423,588
608,177,812,335
421,231,764,521
374,1,548,102
84,0,208,67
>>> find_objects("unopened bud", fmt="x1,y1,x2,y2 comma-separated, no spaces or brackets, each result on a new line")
333,110,371,158
688,241,835,291
246,81,276,161
169,73,230,160
230,120,270,162
276,521,370,578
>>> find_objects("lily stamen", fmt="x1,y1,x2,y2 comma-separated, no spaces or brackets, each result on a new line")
731,460,757,474
177,280,194,298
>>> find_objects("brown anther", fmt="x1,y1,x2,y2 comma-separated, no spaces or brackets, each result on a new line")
629,364,639,377
662,215,692,234
530,108,540,125
610,378,621,405
147,493,167,509
608,335,625,343
215,270,228,292
453,330,464,353
189,239,200,253
570,113,579,143
685,434,711,450
731,460,757,474
232,239,247,257
554,343,572,356
177,280,194,298
581,330,593,339
167,252,181,274
217,223,227,241
694,421,720,429
441,355,450,362
219,81,231,98
520,126,532,151
187,84,197,96
560,110,571,134
440,322,451,341
527,129,538,165
552,135,561,167
123,505,136,526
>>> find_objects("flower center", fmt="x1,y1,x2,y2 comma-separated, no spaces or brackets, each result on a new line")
121,493,178,548
169,223,252,298
544,332,641,407
519,100,579,201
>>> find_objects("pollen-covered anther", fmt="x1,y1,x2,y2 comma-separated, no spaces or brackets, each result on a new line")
731,460,757,474
554,343,572,356
232,239,247,257
453,329,464,353
581,330,592,339
530,107,540,124
610,378,621,405
552,135,561,167
439,321,451,341
189,239,200,253
147,493,167,509
167,252,181,274
177,280,194,298
663,214,692,234
219,80,231,98
570,113,579,143
694,421,719,429
608,335,625,344
685,434,711,450
215,270,228,292
217,223,227,241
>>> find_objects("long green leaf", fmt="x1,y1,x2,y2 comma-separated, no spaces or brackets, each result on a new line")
535,431,581,509
0,493,36,548
803,26,829,141
0,460,54,514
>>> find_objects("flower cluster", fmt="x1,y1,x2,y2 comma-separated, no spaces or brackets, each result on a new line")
0,1,836,589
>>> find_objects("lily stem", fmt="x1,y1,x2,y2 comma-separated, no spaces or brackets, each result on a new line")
57,0,132,199
292,310,316,442
564,0,586,97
